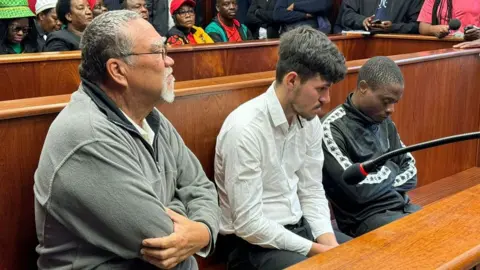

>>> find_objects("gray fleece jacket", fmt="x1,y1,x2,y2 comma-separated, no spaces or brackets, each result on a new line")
34,79,220,269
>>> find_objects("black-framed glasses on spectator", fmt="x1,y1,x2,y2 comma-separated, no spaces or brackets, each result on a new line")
123,46,168,60
10,25,31,34
175,8,194,17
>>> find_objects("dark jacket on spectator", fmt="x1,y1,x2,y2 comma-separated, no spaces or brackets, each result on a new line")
334,0,423,34
273,0,332,33
246,0,280,38
147,0,170,36
43,29,80,51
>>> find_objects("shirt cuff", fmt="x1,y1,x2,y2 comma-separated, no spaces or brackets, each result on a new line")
310,219,334,240
195,223,213,258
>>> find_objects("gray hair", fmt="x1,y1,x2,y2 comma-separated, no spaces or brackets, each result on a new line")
276,26,347,84
79,10,141,83
357,56,404,91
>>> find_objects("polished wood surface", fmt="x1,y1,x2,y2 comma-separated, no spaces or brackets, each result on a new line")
1,48,479,269
0,35,463,101
409,168,480,206
288,182,480,270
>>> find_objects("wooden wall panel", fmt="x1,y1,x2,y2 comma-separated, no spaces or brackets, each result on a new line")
0,35,461,101
0,114,58,270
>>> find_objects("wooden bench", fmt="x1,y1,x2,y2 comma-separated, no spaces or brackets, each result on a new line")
0,35,462,101
288,173,480,270
1,48,479,269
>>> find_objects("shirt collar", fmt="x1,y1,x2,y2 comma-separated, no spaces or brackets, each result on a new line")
121,111,155,146
266,82,288,128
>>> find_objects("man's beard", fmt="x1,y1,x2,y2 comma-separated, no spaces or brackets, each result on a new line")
161,67,175,103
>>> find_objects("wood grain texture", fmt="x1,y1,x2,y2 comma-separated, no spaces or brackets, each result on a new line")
409,168,480,206
0,114,59,270
288,183,480,270
0,35,462,101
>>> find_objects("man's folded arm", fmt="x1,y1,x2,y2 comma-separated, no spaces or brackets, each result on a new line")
41,140,174,259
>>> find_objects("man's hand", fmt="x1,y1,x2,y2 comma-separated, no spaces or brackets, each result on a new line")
316,232,339,247
431,25,450,38
363,15,375,31
141,208,211,269
370,21,392,31
305,13,313,18
307,242,336,257
287,3,294,11
453,39,480,49
464,26,480,41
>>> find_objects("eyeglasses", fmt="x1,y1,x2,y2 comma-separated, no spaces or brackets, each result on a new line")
9,25,31,34
123,47,168,60
175,9,195,16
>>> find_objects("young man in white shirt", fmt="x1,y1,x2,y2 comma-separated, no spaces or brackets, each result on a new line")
214,26,350,270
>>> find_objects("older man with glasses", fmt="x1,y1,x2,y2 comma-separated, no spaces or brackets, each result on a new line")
34,10,220,270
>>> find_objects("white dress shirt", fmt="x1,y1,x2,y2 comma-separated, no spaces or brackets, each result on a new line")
214,82,333,256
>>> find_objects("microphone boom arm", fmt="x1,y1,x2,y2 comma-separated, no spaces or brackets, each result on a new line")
367,131,480,170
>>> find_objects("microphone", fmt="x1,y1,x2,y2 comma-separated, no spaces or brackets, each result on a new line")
449,19,461,31
343,131,480,185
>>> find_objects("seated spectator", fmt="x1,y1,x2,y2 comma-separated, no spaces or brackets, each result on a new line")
43,0,92,51
246,0,279,39
166,0,214,46
215,26,350,270
92,0,108,17
35,10,220,269
0,0,39,54
205,0,252,42
273,0,332,34
418,0,480,39
334,0,423,34
322,56,420,238
121,0,148,20
35,0,61,50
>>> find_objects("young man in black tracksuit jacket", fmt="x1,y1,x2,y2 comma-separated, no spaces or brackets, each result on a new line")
321,56,420,238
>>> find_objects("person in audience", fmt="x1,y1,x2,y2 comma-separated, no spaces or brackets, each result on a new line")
417,0,480,39
273,0,332,34
121,0,148,20
334,0,423,34
0,0,39,54
92,0,108,17
205,0,252,42
245,0,279,39
147,0,175,36
35,0,61,50
215,26,349,270
166,0,214,46
43,0,93,51
321,56,420,238
454,37,480,48
34,10,220,269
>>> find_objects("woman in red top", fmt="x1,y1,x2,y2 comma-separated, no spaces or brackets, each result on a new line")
417,0,480,40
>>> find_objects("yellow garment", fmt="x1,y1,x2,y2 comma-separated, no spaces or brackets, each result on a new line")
192,26,214,44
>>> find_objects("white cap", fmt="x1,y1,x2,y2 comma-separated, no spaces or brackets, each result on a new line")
35,0,57,15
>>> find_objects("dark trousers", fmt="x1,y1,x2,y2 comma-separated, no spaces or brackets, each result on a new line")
350,203,421,237
226,218,351,270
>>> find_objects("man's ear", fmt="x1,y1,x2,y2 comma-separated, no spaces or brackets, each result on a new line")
216,5,219,12
283,71,298,91
358,80,370,94
105,58,129,87
65,12,73,23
